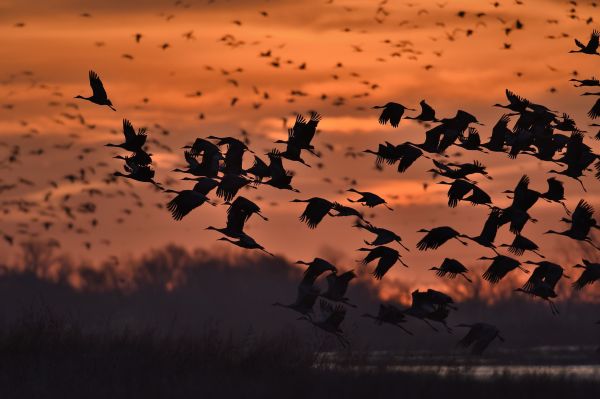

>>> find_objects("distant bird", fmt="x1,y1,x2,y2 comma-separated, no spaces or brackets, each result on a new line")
357,245,408,279
373,102,415,127
75,70,115,111
569,30,599,55
572,260,600,290
430,258,472,282
405,100,439,122
321,271,356,307
300,300,349,347
362,304,413,335
291,197,335,228
347,188,393,209
479,255,527,284
353,220,409,250
456,323,504,355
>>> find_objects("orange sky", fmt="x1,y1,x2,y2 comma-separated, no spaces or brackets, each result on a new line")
0,0,599,293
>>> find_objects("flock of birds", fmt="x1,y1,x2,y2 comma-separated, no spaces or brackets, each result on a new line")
70,23,600,351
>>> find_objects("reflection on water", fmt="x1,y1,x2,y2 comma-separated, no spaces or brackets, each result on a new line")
317,346,600,380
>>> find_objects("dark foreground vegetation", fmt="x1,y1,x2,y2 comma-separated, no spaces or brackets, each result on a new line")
0,242,599,398
0,311,599,399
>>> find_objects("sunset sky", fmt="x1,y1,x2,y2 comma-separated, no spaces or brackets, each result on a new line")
1,0,599,298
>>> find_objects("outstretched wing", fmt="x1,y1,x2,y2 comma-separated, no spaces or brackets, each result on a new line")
89,70,108,100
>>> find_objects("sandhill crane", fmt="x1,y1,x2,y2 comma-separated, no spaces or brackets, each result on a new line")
373,102,415,127
362,304,413,335
482,114,512,153
456,323,504,355
570,77,600,87
291,197,335,228
569,30,599,55
215,174,255,202
515,282,560,315
225,196,268,221
572,260,600,290
540,177,570,214
357,245,408,279
438,179,491,208
113,151,152,167
545,200,600,250
494,89,530,113
321,270,356,307
244,155,270,182
106,119,146,152
581,92,600,119
431,110,483,153
404,289,455,333
75,70,115,111
208,136,251,175
479,255,528,284
329,202,365,221
165,178,218,220
217,234,274,256
206,196,265,238
114,158,162,189
299,300,349,347
430,258,472,282
262,150,300,192
174,151,222,178
502,175,540,212
183,138,222,157
296,258,337,289
353,220,409,249
516,260,569,315
430,159,490,180
273,287,320,316
457,127,487,153
499,234,544,258
347,188,393,209
404,100,439,123
275,113,321,156
416,226,468,251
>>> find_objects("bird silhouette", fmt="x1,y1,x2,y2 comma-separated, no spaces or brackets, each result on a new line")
291,197,335,228
545,200,600,250
404,100,439,123
75,70,115,111
321,270,356,307
479,255,528,284
569,30,599,55
456,323,504,355
430,258,472,282
373,102,415,127
299,300,349,347
346,188,393,209
572,260,600,290
357,245,408,279
362,304,413,335
166,178,218,220
416,226,468,250
353,220,409,249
